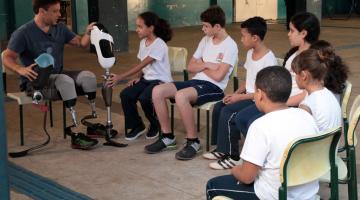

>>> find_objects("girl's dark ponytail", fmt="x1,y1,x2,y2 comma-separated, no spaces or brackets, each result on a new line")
139,12,172,43
155,18,172,43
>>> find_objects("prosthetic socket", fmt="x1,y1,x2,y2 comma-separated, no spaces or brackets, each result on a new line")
31,53,54,104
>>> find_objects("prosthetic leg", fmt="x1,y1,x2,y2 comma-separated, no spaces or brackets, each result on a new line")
90,24,127,147
9,53,54,157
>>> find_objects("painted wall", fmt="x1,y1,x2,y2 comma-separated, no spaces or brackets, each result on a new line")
74,0,89,34
277,0,286,19
128,0,233,31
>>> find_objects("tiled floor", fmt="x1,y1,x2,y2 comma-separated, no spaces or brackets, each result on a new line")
4,18,360,199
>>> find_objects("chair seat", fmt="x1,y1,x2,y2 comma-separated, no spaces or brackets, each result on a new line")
319,156,348,182
195,101,221,111
7,92,33,105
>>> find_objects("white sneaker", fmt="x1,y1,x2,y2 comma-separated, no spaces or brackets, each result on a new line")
209,156,243,170
202,150,225,160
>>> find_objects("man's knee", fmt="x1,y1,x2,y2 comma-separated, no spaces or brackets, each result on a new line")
55,74,75,89
76,71,97,92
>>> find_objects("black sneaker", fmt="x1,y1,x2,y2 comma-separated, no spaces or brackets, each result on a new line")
144,136,177,154
125,124,147,141
71,133,98,150
175,139,201,160
86,123,118,139
145,124,159,139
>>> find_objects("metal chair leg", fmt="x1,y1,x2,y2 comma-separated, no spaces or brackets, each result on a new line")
206,110,210,152
49,101,53,127
197,109,200,132
19,105,24,146
171,104,175,134
63,102,66,138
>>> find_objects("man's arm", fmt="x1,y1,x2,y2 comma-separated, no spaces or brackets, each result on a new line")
231,160,260,184
187,57,207,73
68,22,96,48
2,49,37,81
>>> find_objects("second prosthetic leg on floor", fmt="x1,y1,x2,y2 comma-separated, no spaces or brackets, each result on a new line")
9,53,54,157
90,23,127,147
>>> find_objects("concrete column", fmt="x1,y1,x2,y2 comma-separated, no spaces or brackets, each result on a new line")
0,46,10,199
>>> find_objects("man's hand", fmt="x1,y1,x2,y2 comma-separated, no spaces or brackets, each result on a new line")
85,22,97,35
16,63,38,81
127,78,140,87
107,73,123,88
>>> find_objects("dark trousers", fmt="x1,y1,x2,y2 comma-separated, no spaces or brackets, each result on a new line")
234,104,264,138
206,175,259,200
120,78,161,130
211,100,254,156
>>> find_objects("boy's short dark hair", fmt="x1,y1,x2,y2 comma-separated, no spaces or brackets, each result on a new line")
200,6,225,27
255,66,292,103
240,16,267,40
32,0,61,14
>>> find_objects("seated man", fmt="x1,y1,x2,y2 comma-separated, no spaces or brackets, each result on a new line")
3,0,98,150
144,6,238,160
206,66,319,199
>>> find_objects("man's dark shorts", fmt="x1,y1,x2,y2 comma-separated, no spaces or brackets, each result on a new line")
172,79,224,106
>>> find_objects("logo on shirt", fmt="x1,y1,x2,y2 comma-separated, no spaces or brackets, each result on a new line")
216,53,224,62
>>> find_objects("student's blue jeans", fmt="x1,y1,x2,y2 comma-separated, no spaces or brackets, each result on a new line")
206,175,259,200
212,101,264,157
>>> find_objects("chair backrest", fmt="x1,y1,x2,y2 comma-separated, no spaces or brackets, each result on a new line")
341,81,352,119
279,127,342,199
347,95,360,146
168,46,188,73
276,57,284,66
1,51,15,75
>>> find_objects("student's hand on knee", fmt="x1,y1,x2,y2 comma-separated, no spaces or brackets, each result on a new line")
224,94,243,105
127,78,140,87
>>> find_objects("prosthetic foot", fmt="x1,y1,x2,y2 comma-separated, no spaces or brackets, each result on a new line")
81,93,118,138
64,99,98,150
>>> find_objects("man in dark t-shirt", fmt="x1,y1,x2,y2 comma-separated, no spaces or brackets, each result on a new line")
2,0,98,150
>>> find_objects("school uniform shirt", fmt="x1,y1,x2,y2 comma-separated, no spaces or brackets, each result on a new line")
284,52,302,97
244,49,277,94
240,108,320,200
192,35,238,90
138,37,173,83
301,88,342,132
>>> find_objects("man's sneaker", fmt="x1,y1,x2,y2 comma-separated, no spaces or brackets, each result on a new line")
202,149,225,160
175,139,201,160
71,133,98,150
144,136,177,154
209,156,243,170
145,125,159,139
125,125,147,141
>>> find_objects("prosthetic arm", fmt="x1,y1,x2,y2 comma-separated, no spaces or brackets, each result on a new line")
90,24,127,147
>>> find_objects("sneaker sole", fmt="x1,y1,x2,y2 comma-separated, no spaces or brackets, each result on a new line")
125,128,147,141
145,132,159,140
71,143,97,150
175,148,202,161
144,144,177,154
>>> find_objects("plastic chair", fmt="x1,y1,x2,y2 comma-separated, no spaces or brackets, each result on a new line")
279,127,342,200
168,47,189,134
320,94,360,200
